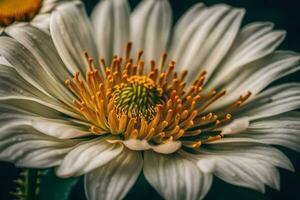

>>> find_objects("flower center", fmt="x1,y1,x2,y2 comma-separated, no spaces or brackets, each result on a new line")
112,75,164,120
0,0,42,26
66,43,251,149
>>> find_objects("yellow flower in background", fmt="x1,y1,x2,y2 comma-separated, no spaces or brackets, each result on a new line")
0,0,63,33
0,0,300,200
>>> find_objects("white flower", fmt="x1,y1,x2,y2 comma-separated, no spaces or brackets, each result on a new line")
0,0,300,199
0,0,64,34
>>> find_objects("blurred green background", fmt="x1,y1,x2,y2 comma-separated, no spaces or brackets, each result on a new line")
1,0,300,199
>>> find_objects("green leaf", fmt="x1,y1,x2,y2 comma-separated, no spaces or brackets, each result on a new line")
38,168,79,200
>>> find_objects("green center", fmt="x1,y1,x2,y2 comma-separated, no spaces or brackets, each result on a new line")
112,76,165,120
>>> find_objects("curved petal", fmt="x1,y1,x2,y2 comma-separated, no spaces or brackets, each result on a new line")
0,99,71,120
0,123,76,168
50,1,99,75
0,64,79,118
5,24,74,104
39,0,60,13
242,112,300,152
31,14,51,32
195,144,293,192
30,0,60,32
131,0,172,62
144,151,212,200
210,51,300,110
0,111,89,139
171,3,206,45
108,138,181,154
0,36,54,96
207,22,285,89
190,144,295,192
5,24,72,85
91,0,130,61
56,139,123,177
234,83,300,120
198,142,294,171
210,157,278,192
170,5,244,83
0,36,79,114
85,149,142,200
31,118,91,139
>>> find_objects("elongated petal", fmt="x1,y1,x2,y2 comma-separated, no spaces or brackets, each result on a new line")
0,64,79,118
0,36,58,97
5,24,74,105
131,0,172,62
243,112,300,152
0,111,89,139
171,5,244,83
31,118,91,139
5,24,72,85
50,1,99,75
85,149,142,200
0,99,69,121
0,36,80,115
57,139,123,177
91,0,130,61
0,124,76,168
194,144,294,192
171,3,206,45
207,22,285,89
235,83,300,120
210,51,300,110
144,151,212,200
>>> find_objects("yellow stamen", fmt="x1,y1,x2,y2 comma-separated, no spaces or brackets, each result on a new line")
65,42,252,148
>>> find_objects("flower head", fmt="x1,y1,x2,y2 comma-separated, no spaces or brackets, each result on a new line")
0,0,300,200
0,0,61,33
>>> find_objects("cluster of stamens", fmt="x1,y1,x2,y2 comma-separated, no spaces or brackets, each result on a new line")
65,43,251,149
111,75,164,120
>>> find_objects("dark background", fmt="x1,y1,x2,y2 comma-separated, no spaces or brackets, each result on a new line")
1,0,300,199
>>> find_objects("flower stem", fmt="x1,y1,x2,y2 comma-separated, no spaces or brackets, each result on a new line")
12,168,40,200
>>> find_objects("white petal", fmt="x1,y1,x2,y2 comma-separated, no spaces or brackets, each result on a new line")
207,22,285,89
85,149,142,200
0,99,69,120
0,56,11,66
5,24,72,83
198,143,294,172
0,64,78,118
123,139,151,151
244,112,300,152
171,5,244,83
171,3,206,45
235,83,300,120
31,14,51,32
57,139,123,177
131,0,172,62
39,0,60,13
0,112,88,139
211,51,300,110
5,24,74,105
144,151,213,200
0,36,52,95
196,144,293,192
50,1,99,75
31,118,91,139
221,118,249,135
110,138,181,154
151,141,182,154
91,0,130,61
0,124,76,168
212,157,277,192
